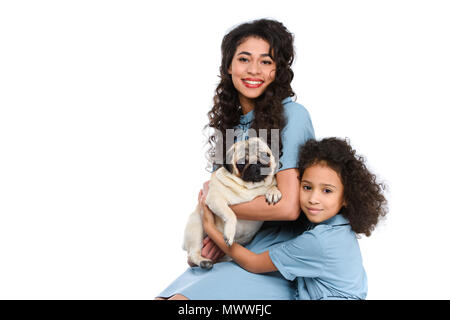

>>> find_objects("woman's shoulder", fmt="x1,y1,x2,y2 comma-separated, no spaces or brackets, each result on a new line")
282,97,311,121
280,97,315,138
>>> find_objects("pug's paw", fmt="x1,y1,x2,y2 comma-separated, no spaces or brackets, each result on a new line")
200,259,213,269
223,218,237,247
265,187,282,204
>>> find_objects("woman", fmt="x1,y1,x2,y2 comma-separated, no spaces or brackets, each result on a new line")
157,18,315,300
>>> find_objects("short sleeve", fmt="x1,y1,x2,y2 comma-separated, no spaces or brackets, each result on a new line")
277,102,315,172
269,231,325,281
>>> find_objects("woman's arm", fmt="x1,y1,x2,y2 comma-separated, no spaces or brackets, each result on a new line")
200,195,277,274
230,168,301,221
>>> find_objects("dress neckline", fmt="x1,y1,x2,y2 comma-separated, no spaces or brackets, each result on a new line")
239,109,254,125
238,97,293,125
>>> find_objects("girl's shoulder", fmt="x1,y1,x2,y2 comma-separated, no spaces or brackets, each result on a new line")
307,215,358,247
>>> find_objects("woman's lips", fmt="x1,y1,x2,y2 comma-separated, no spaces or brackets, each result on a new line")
242,78,264,88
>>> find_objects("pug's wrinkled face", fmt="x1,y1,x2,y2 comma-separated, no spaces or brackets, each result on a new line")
224,137,276,182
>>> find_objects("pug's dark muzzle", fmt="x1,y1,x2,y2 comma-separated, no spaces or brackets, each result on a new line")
241,161,271,183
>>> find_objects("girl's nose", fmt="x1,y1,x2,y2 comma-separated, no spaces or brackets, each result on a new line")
308,193,320,205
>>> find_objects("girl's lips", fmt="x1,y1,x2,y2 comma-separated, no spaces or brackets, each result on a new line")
242,78,264,88
306,207,323,214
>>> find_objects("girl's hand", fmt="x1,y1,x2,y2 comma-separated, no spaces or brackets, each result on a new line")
188,236,225,266
201,236,225,262
198,190,215,228
202,180,210,197
195,189,226,263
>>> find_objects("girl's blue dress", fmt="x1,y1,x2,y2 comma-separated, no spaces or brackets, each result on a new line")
269,214,368,300
157,97,315,299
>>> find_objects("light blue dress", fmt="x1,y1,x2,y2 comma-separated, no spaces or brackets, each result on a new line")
269,214,368,300
157,97,315,300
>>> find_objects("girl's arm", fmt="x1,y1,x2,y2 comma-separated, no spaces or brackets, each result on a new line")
200,195,277,274
230,168,301,221
198,169,300,262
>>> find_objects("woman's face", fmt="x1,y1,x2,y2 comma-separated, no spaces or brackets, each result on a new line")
299,163,346,224
228,37,276,110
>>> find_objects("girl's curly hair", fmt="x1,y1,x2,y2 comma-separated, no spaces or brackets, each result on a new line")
205,19,296,170
298,138,388,236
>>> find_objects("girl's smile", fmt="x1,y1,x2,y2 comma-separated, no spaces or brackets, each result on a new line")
304,207,323,215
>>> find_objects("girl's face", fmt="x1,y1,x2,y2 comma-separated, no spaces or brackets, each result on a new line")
299,163,346,224
228,37,276,111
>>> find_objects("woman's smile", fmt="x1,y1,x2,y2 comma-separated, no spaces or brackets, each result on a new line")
242,78,264,88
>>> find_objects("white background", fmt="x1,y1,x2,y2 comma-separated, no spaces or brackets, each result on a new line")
1,0,449,299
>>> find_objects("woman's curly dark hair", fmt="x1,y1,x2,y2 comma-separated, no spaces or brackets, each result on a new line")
298,138,388,236
205,19,296,170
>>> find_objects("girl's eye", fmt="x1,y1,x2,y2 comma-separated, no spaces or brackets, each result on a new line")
261,60,273,65
302,185,311,191
238,57,249,62
323,188,332,194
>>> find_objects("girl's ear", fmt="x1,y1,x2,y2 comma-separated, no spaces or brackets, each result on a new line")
340,195,347,208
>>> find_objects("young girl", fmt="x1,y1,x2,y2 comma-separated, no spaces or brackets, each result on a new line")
156,19,315,300
200,138,388,300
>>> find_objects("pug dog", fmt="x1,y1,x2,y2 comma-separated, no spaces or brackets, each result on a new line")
183,137,282,269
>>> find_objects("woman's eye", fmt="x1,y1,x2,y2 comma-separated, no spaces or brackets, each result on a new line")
261,60,273,65
238,57,249,62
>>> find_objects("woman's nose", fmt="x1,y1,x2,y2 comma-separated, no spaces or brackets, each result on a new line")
247,61,260,75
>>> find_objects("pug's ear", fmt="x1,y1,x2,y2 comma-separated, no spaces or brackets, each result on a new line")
223,163,234,174
224,144,235,174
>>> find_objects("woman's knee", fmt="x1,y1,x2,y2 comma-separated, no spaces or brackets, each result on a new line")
168,294,189,300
